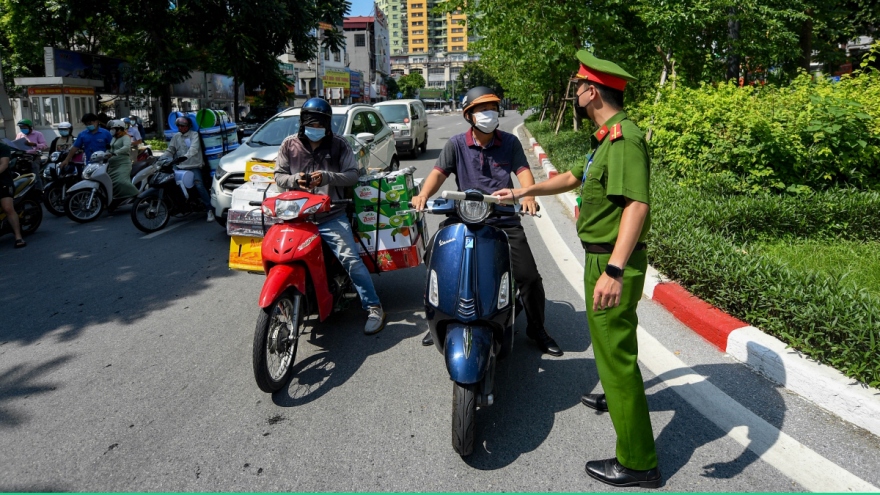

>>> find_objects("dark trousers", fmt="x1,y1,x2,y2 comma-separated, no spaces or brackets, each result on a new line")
431,219,546,332
502,224,546,333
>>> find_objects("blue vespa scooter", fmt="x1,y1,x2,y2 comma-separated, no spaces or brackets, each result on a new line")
420,190,533,456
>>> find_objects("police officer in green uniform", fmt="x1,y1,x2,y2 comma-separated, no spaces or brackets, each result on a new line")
493,50,661,488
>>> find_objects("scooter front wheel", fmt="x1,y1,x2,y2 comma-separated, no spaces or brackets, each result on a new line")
43,183,66,216
64,189,104,223
452,382,476,456
253,291,304,393
18,195,43,235
130,196,170,233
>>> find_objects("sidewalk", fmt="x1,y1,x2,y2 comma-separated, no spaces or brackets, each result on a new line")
517,122,880,439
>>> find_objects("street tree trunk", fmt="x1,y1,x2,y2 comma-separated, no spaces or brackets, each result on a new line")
799,10,814,72
726,6,741,82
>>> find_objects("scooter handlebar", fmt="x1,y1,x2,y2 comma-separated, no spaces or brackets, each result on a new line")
441,190,500,204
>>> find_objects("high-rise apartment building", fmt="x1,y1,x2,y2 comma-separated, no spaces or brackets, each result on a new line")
375,0,476,96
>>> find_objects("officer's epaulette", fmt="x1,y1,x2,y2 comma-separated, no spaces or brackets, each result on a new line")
609,123,623,142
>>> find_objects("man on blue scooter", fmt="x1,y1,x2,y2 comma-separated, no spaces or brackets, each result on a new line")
411,86,562,357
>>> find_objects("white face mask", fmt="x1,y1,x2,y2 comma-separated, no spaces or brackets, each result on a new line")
472,110,499,133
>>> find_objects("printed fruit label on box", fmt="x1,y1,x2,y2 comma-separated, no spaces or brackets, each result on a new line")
229,236,264,272
357,210,379,232
246,161,275,183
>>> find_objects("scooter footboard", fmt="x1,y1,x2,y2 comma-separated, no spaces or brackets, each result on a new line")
445,323,493,385
258,264,307,309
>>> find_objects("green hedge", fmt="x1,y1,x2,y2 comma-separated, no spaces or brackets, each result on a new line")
633,71,880,193
525,116,880,387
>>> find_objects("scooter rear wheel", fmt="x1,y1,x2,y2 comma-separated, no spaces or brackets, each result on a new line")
18,196,43,235
64,189,104,223
452,382,477,456
130,196,170,233
253,291,304,393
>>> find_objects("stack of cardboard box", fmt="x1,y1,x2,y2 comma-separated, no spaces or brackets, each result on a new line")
352,168,427,273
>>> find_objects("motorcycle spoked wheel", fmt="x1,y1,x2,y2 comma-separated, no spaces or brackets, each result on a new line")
17,196,43,235
253,291,305,393
64,189,104,223
43,184,67,216
452,382,477,456
130,196,170,233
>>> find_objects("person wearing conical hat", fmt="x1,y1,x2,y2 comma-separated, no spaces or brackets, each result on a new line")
493,50,660,488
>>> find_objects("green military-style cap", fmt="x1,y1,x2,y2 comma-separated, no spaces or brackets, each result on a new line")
575,50,637,91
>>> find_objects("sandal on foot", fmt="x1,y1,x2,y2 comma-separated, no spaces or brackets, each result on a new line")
14,238,26,248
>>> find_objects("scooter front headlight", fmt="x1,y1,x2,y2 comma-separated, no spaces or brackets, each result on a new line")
456,200,491,224
82,164,99,179
498,272,510,309
274,199,308,220
429,269,439,306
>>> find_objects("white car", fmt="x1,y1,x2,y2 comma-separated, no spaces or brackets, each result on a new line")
210,103,399,225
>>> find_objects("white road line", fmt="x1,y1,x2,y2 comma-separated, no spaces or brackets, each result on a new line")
531,197,878,493
141,218,194,239
437,126,446,130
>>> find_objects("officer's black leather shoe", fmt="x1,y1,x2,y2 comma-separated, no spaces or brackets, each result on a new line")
527,328,563,356
580,393,608,412
421,331,434,346
585,458,662,489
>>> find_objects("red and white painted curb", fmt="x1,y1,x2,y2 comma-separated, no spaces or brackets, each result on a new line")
529,138,558,178
528,132,880,438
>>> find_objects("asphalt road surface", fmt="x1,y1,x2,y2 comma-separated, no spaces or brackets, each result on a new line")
1,111,879,491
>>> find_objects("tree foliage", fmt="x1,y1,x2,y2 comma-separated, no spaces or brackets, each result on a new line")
455,62,504,97
398,73,426,98
384,75,400,98
437,0,880,108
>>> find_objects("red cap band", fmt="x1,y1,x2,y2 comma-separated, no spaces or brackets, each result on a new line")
576,63,628,91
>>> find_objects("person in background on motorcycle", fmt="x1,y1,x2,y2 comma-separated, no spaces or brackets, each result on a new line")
411,86,562,357
60,113,112,173
49,122,75,155
123,117,143,147
0,142,25,248
274,97,387,335
166,116,214,222
15,119,48,155
106,120,140,204
130,116,146,140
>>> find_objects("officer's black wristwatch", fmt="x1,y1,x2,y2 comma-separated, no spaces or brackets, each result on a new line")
605,264,624,279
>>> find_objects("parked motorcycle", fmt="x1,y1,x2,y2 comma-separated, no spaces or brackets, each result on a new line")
3,138,43,191
0,172,43,239
250,190,358,393
420,190,532,457
41,151,83,216
129,157,209,233
64,151,159,223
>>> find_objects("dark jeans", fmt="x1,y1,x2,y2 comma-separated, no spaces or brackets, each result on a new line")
430,219,546,332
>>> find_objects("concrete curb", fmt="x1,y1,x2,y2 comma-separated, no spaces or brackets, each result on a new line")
524,126,880,438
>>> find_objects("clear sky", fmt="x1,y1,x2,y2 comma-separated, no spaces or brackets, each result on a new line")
348,0,375,16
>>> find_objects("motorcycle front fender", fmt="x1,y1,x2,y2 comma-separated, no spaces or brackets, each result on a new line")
66,179,101,195
137,187,164,200
445,323,493,385
259,264,308,309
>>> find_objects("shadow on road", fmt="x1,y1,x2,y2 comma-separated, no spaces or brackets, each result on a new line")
0,354,73,428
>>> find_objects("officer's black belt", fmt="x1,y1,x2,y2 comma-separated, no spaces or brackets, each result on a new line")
581,242,647,254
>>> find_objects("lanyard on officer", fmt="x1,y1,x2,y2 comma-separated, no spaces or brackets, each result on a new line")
577,150,595,208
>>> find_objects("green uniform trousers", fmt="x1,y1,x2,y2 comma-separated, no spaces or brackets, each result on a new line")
585,249,657,470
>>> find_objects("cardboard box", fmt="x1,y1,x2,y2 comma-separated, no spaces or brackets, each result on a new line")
229,236,264,272
354,215,427,273
353,169,418,212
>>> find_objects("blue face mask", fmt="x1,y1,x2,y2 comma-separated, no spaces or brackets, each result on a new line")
20,128,30,135
86,124,96,131
60,130,70,137
304,127,325,142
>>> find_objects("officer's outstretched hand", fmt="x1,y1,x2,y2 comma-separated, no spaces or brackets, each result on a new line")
491,187,520,203
593,273,623,311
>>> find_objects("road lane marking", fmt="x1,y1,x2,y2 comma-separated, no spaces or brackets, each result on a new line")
141,218,194,239
531,197,878,492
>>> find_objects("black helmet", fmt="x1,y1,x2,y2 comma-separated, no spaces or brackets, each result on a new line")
300,98,332,138
301,97,332,117
461,86,501,115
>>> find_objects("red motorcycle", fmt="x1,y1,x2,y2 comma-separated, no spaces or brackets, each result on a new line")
251,190,356,393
